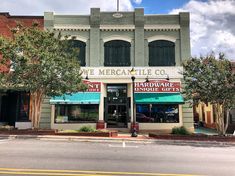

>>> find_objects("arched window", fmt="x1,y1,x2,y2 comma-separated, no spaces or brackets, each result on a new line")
149,40,175,66
104,40,131,66
67,40,86,66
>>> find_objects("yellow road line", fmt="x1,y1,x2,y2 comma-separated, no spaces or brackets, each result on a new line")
0,168,202,176
0,171,110,176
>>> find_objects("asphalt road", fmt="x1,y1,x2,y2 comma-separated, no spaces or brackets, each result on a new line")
0,137,235,176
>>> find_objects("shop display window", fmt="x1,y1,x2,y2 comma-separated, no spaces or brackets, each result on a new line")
18,92,30,121
136,104,179,123
55,104,98,123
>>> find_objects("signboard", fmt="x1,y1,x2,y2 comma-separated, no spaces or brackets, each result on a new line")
134,80,180,93
80,67,183,79
83,80,101,92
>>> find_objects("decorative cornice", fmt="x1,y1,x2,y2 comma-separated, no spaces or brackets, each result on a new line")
53,25,90,31
144,25,180,31
52,24,180,32
100,25,135,31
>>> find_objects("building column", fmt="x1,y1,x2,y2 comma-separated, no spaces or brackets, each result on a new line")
89,8,100,66
179,12,191,63
97,83,105,129
134,8,145,66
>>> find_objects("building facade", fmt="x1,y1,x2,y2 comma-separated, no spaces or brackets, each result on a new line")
43,8,193,132
0,13,43,128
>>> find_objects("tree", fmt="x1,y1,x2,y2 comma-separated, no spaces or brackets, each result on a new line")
0,23,86,128
183,53,235,135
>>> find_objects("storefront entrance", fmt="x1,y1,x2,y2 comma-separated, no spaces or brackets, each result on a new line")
0,91,30,126
105,84,129,128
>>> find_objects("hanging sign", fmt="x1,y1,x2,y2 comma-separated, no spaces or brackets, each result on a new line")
134,80,181,93
83,80,101,92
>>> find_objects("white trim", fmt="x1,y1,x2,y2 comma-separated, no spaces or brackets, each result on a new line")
100,25,135,30
54,24,90,30
144,25,180,30
103,35,132,43
147,35,177,43
61,35,88,43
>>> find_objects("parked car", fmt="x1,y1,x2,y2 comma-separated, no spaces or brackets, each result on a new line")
136,113,154,122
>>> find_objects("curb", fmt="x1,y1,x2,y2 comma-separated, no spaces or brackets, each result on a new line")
1,134,235,146
0,134,153,143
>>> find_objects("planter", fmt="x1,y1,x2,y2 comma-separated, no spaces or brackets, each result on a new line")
149,133,235,142
56,131,118,137
0,129,56,135
0,129,118,137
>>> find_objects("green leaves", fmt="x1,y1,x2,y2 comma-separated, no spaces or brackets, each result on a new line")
183,53,235,108
0,24,85,96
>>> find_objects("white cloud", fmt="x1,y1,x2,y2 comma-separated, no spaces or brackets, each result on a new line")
0,0,133,15
132,0,142,4
170,0,235,61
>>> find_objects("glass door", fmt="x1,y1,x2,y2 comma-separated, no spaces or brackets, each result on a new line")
105,84,128,128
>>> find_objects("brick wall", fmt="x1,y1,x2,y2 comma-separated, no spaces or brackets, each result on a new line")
0,12,43,72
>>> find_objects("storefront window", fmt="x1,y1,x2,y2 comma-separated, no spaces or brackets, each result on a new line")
18,92,30,121
55,104,98,123
136,104,179,123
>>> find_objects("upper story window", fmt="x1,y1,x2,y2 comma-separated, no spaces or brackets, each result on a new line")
149,40,175,66
104,40,131,66
67,40,86,66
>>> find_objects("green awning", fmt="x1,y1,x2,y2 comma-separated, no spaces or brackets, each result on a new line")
135,93,184,104
50,92,100,104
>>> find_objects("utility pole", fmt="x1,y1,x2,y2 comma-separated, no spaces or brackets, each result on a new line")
117,0,119,11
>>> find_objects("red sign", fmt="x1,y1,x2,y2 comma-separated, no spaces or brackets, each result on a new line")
83,80,101,92
134,80,180,93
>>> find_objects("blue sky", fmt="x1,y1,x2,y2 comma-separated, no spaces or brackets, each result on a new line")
133,0,190,14
0,0,234,60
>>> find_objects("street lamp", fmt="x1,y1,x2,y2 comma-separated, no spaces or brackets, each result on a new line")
130,67,138,137
145,75,170,82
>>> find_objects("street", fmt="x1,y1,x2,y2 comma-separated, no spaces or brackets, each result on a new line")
0,137,235,176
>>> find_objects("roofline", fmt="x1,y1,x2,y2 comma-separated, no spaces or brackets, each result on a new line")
0,12,43,19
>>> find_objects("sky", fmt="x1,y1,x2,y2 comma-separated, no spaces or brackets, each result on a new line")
0,0,234,61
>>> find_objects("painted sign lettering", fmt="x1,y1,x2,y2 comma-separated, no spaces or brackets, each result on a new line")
83,80,101,92
135,80,180,93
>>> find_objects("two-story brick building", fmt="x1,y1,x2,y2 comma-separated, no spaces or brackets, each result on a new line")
43,8,193,132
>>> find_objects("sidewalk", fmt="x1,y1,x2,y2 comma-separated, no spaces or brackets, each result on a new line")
1,131,235,144
1,127,235,143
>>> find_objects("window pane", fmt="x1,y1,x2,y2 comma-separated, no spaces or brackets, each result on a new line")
67,40,86,66
136,104,179,123
18,92,30,121
55,104,98,123
104,40,130,66
149,40,175,66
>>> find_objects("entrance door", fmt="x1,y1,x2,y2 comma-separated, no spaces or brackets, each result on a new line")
105,84,128,128
0,91,30,126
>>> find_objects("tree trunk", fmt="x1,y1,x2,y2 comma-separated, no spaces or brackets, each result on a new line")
29,90,44,128
224,108,231,134
215,103,228,136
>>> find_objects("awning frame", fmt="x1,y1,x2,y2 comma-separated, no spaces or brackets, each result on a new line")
134,93,184,104
50,92,101,105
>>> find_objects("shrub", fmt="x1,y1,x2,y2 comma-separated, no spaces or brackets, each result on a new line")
79,126,96,132
171,126,190,135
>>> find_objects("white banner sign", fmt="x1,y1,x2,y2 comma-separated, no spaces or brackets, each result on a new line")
80,67,183,79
